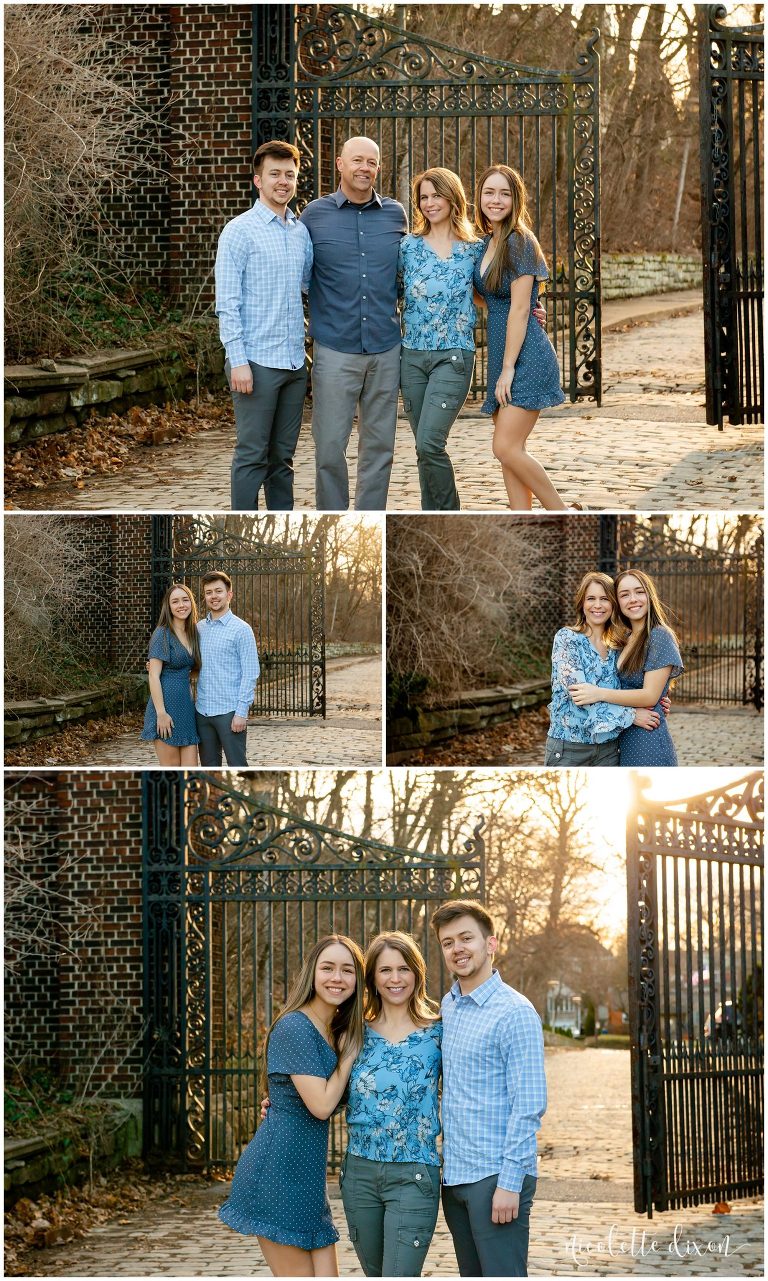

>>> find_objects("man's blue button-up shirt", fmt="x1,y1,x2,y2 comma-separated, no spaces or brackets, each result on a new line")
195,611,260,719
215,199,313,371
300,188,407,354
441,970,547,1193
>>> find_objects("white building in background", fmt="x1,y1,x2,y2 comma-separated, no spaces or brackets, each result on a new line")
546,979,583,1036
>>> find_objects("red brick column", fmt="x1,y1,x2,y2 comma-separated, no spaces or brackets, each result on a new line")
5,773,145,1095
166,5,253,305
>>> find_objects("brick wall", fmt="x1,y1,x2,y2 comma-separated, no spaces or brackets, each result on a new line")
505,515,605,638
5,773,145,1094
94,5,253,306
54,516,154,670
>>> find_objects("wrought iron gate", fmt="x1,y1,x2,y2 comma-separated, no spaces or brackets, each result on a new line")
627,773,764,1217
253,5,601,403
599,519,764,710
143,771,485,1170
151,517,325,717
699,5,764,427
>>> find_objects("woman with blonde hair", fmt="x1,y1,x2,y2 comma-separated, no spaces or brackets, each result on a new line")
339,931,442,1277
545,571,664,766
474,163,571,510
219,935,365,1276
570,569,684,766
139,582,201,764
398,167,485,509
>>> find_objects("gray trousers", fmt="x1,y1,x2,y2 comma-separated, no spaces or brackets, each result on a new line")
195,710,248,767
400,347,474,510
340,1153,440,1277
311,341,401,510
442,1174,536,1278
544,735,620,766
227,359,307,510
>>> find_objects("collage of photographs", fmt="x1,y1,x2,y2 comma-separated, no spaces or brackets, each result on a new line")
3,3,764,1280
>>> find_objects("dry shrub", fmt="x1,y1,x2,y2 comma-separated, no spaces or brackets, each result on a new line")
387,516,548,705
4,5,178,356
4,516,105,698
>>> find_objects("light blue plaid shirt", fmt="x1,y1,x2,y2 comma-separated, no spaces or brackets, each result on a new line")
214,199,313,370
441,970,547,1192
195,611,260,718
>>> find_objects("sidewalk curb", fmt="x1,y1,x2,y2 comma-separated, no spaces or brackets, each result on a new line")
603,300,703,333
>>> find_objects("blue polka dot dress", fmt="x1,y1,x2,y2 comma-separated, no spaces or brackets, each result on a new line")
474,230,565,414
139,628,199,746
618,627,684,766
218,1011,339,1249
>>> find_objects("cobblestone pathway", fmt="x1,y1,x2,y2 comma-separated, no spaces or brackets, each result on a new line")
13,304,763,512
86,656,382,767
33,1050,763,1278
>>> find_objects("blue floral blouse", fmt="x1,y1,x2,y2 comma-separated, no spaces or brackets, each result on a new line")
398,235,484,351
346,1022,441,1165
548,628,636,744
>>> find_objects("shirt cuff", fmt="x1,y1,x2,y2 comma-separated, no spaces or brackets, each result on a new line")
226,344,249,370
497,1162,525,1194
235,703,251,719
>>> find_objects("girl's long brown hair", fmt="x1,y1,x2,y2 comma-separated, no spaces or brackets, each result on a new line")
614,569,680,675
261,935,365,1094
364,931,440,1026
474,163,546,295
411,167,478,243
154,582,202,672
571,572,628,651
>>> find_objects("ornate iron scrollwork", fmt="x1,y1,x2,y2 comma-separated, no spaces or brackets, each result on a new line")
255,6,602,403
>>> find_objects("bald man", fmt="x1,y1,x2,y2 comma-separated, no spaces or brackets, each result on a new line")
300,137,408,511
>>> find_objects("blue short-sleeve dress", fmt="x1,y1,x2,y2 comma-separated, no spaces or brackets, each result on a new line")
218,1011,339,1249
618,626,684,766
139,627,199,746
474,230,565,414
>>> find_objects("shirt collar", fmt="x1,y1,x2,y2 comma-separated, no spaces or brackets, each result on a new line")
251,198,298,226
332,186,382,210
450,969,502,1006
205,609,233,625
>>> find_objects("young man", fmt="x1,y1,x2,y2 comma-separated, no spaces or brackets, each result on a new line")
215,140,313,511
195,571,260,767
300,136,408,511
431,899,546,1278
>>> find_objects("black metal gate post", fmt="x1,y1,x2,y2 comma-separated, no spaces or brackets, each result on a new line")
699,5,764,427
628,774,764,1216
253,5,601,404
143,772,486,1171
151,518,326,718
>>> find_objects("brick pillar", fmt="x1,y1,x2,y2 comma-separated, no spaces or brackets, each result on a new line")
113,517,155,670
5,773,145,1095
167,5,253,305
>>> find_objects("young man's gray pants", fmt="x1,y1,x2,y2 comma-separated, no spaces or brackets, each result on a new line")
339,1152,440,1277
400,347,474,510
195,711,248,767
544,735,620,766
311,341,401,510
227,359,307,510
442,1174,536,1277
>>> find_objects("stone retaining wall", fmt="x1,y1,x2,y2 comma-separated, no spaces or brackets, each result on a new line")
602,252,701,299
5,335,224,448
4,1101,142,1209
387,678,550,763
5,677,148,746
